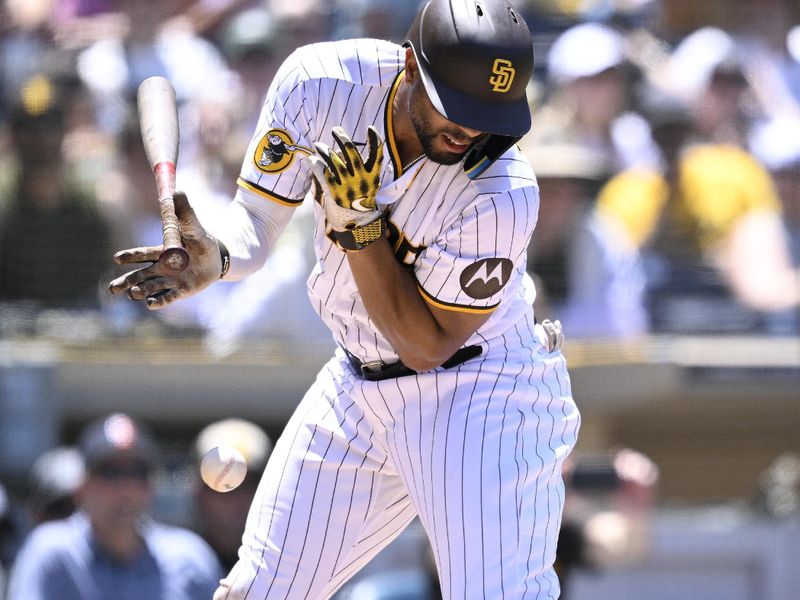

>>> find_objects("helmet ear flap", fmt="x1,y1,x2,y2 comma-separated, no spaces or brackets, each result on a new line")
463,135,520,179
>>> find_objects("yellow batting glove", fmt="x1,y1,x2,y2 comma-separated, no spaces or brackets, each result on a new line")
310,126,386,251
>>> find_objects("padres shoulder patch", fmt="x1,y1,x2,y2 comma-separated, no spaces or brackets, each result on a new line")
253,128,310,174
460,258,514,299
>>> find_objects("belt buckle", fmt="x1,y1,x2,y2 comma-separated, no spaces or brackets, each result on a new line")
360,360,385,377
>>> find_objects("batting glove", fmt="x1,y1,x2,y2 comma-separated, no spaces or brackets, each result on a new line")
309,125,385,251
108,192,224,309
540,319,565,353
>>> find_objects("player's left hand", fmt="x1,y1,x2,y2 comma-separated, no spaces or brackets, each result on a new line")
309,125,386,251
108,192,223,309
540,319,565,353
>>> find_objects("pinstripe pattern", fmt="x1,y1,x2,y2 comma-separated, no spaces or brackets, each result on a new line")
215,316,580,599
235,38,542,365
217,38,580,600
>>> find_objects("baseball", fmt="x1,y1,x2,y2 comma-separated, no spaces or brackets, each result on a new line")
200,445,247,492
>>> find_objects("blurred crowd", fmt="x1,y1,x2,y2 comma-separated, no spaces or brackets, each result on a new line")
0,0,799,351
1,0,800,596
0,409,667,600
0,412,275,599
524,1,800,338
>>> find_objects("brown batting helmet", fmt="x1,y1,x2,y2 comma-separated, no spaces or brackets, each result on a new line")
404,0,535,177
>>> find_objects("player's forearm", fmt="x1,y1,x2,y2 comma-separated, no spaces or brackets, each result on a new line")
347,239,468,372
215,188,294,280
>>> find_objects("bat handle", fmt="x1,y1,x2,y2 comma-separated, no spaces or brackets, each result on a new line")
154,161,190,274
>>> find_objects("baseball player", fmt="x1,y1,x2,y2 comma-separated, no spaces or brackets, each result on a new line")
109,0,581,597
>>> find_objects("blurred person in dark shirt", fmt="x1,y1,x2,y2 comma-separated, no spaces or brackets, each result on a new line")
0,73,112,308
7,412,222,600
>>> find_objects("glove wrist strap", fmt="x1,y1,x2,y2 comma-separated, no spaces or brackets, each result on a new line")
333,216,385,251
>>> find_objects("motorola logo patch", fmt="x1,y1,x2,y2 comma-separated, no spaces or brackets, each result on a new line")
460,258,513,299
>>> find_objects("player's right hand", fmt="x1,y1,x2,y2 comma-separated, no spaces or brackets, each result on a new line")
309,125,386,251
108,192,223,309
312,125,384,215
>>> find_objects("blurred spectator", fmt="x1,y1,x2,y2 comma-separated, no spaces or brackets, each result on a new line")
596,91,800,333
729,0,800,119
521,137,648,338
75,0,239,153
530,21,659,175
192,417,272,571
6,412,222,600
25,446,85,526
659,27,757,147
748,114,800,333
558,448,659,599
0,72,113,308
0,0,76,115
218,4,282,118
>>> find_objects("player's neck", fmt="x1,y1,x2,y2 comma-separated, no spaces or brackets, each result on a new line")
392,80,424,169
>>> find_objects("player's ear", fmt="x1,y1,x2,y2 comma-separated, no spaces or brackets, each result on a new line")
404,47,418,82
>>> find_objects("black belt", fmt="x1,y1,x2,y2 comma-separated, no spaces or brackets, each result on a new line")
345,345,482,381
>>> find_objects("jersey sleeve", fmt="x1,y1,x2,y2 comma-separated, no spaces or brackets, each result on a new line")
237,50,318,206
414,186,538,313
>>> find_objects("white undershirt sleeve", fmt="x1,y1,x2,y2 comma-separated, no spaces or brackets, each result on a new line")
212,186,297,281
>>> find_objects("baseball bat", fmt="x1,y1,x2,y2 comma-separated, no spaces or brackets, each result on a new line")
136,76,189,274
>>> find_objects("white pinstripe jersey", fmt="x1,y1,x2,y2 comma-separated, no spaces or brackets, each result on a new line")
238,39,541,364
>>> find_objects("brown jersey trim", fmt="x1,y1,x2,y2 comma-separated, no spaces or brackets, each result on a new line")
417,284,499,314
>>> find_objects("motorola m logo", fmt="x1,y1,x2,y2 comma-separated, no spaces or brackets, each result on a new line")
460,257,514,299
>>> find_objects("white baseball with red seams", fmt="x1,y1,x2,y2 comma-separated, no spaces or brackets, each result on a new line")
200,446,247,492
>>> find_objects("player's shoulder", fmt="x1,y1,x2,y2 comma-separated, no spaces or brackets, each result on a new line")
467,144,539,197
288,38,404,87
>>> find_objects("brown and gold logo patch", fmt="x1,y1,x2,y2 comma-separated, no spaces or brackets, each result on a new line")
253,128,310,174
460,258,514,299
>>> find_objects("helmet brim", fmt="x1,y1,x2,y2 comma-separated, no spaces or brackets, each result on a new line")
409,43,531,138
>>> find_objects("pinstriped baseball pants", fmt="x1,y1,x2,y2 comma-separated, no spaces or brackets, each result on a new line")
215,326,580,599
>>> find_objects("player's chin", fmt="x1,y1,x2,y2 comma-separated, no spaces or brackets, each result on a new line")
424,135,474,165
425,146,468,166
